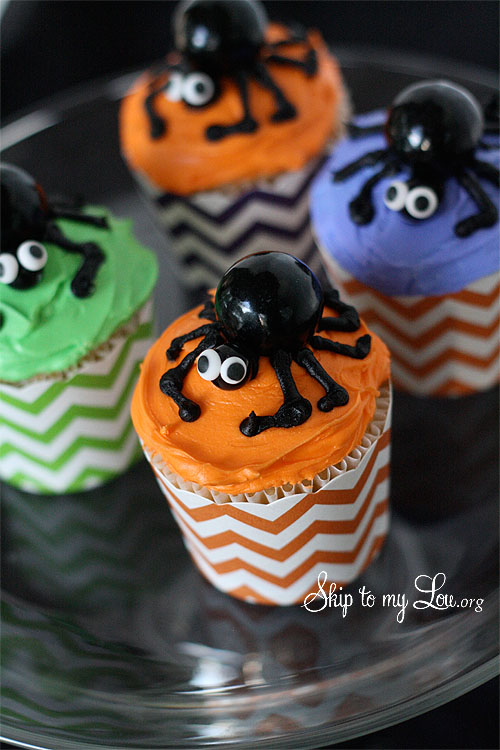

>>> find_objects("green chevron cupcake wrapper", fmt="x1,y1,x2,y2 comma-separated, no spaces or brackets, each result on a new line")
0,299,154,494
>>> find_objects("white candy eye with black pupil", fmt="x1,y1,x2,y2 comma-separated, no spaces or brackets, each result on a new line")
405,186,438,219
384,180,408,211
0,253,20,285
17,241,48,271
220,356,247,385
197,348,221,381
164,71,184,102
182,73,215,107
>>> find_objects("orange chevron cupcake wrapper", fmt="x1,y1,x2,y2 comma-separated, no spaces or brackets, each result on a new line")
143,386,391,606
320,253,500,397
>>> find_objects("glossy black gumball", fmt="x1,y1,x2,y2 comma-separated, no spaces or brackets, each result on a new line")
0,163,107,300
335,80,500,237
160,251,371,437
174,0,266,72
144,0,318,141
215,252,323,354
387,80,483,160
1,162,48,248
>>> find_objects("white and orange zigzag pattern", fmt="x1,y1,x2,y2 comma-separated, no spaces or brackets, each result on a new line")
150,424,391,607
321,254,500,397
136,156,325,290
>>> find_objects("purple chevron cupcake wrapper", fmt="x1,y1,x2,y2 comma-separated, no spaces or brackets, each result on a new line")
133,155,327,291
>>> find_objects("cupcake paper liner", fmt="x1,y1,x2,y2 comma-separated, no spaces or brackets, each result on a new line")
134,155,327,292
0,300,154,494
320,252,500,397
144,385,391,606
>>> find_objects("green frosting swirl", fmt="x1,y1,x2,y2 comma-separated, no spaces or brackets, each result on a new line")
0,208,158,382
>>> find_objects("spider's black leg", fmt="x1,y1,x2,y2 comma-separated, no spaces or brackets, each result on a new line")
477,140,500,151
484,93,499,125
310,333,372,360
206,71,257,141
50,208,108,229
347,122,385,139
482,93,499,135
240,350,312,437
266,29,308,48
348,159,399,225
265,48,317,77
478,93,499,145
45,223,104,298
160,329,222,423
253,61,297,122
295,348,348,412
198,295,217,322
48,194,85,211
145,80,170,140
470,158,500,187
332,148,389,182
144,61,181,140
454,170,498,237
317,288,360,332
166,323,221,361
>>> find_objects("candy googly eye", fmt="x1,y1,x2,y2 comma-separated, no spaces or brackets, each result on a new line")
163,71,184,101
220,356,248,386
182,72,215,107
197,348,221,381
17,241,48,271
384,180,408,211
0,253,20,285
405,186,439,219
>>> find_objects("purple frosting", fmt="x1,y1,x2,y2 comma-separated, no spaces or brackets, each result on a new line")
310,110,499,296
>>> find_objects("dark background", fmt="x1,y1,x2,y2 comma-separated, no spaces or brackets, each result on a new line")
1,1,499,749
1,0,499,121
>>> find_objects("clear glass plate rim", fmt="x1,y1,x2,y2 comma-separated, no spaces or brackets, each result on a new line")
1,658,498,750
1,54,499,750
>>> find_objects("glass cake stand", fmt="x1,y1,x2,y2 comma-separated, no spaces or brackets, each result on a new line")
1,49,499,749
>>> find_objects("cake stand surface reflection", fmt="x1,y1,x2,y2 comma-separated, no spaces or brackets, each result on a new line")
1,48,499,749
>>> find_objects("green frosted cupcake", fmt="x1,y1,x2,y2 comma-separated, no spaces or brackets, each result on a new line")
0,163,158,493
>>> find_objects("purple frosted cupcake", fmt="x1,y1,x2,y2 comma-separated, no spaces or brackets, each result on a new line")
310,80,500,396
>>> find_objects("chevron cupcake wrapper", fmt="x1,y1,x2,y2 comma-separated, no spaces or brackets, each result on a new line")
320,253,500,397
134,155,327,292
0,300,154,494
144,386,391,606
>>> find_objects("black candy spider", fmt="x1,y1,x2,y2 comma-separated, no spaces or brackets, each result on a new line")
332,80,500,238
144,0,318,142
0,163,106,297
160,251,371,437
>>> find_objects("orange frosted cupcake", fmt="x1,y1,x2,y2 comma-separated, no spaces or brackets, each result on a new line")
119,0,347,292
132,252,391,605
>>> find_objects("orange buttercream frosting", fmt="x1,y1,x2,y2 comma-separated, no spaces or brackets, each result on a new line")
131,302,390,495
119,25,345,195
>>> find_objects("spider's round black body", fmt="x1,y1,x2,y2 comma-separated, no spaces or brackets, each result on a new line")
215,252,323,354
160,251,371,437
144,0,318,142
1,164,50,290
0,163,107,299
1,163,48,251
174,0,267,73
386,80,484,163
334,79,499,237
